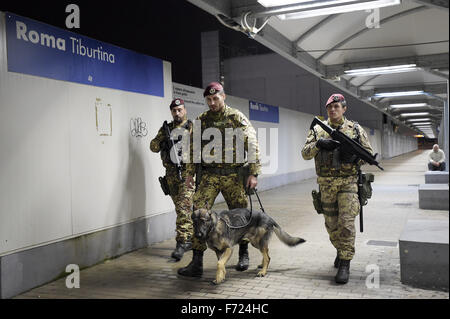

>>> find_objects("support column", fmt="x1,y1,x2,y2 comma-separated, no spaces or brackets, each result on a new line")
201,31,221,88
444,81,449,171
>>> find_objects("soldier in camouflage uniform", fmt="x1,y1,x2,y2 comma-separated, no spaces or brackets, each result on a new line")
177,82,262,278
150,98,194,262
301,94,373,284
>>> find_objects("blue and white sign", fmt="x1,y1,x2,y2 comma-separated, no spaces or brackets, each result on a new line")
5,13,164,97
249,101,279,124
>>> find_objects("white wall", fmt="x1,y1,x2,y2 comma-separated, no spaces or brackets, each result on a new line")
0,17,394,257
223,53,415,161
223,53,385,131
0,13,175,256
382,124,418,159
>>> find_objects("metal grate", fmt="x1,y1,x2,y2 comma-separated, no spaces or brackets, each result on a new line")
366,240,398,247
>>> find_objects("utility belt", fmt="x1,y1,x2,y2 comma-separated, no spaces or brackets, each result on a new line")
312,172,374,216
201,165,243,176
197,164,254,195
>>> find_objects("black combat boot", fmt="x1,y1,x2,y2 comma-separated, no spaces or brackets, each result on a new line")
171,241,192,261
335,259,350,284
177,249,203,277
235,243,250,271
334,253,340,268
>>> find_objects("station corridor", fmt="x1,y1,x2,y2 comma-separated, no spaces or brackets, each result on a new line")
15,150,449,299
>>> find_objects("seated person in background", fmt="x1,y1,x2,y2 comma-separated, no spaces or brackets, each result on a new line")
428,144,446,171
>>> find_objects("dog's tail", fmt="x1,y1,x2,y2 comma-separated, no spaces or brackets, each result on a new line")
273,225,306,247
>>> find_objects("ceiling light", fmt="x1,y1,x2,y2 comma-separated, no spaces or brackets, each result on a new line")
406,118,432,122
276,0,401,20
412,122,432,126
345,64,418,76
400,112,430,117
258,0,313,7
390,103,428,109
373,91,425,98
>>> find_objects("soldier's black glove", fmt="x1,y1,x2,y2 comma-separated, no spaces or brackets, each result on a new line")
340,151,357,163
316,138,340,151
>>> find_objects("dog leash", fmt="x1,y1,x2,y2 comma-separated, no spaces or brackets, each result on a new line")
252,188,266,213
218,188,265,229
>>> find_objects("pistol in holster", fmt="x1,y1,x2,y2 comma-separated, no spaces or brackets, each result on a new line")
359,172,374,206
312,190,324,215
159,176,171,196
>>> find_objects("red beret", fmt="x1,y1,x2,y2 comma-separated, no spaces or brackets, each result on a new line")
203,82,224,97
170,98,185,109
326,94,346,107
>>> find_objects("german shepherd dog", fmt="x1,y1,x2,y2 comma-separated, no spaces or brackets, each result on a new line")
192,207,306,284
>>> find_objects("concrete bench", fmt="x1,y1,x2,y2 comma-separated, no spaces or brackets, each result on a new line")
399,219,449,291
425,171,449,184
418,184,449,210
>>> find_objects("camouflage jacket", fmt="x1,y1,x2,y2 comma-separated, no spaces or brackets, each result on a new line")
301,117,373,178
186,105,261,177
150,119,193,171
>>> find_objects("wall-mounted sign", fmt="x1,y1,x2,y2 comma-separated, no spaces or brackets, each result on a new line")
249,101,279,124
6,13,164,97
173,83,208,109
95,98,112,136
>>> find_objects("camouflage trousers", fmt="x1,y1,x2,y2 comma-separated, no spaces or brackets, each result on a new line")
166,172,194,244
192,172,248,251
319,176,360,261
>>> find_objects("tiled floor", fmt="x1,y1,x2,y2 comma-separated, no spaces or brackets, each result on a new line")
16,150,449,299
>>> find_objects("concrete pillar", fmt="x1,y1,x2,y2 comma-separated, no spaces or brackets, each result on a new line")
444,81,449,172
201,31,221,88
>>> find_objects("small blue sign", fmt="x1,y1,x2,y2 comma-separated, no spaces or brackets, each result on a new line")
5,13,164,97
249,101,279,124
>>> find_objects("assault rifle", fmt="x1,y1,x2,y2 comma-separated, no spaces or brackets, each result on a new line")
163,121,183,181
309,117,384,171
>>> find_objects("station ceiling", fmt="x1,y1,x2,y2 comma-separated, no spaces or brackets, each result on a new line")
187,0,449,138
